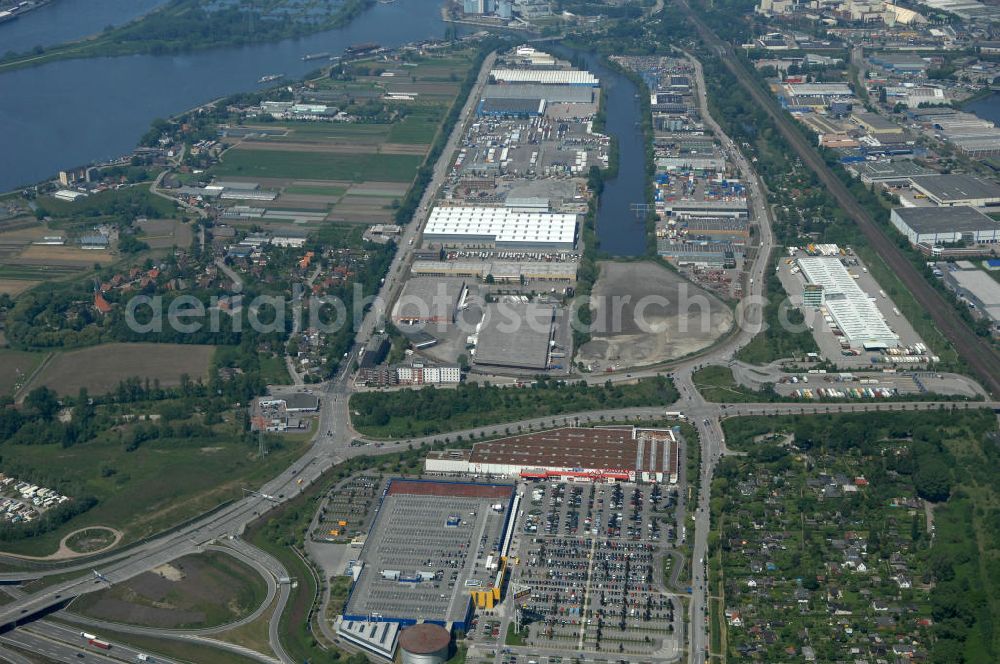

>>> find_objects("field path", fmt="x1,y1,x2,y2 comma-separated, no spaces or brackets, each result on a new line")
13,351,54,404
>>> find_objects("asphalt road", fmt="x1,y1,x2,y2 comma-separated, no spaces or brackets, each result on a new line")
676,0,1000,398
0,37,995,664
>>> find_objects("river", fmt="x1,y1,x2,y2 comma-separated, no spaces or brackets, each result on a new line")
0,0,167,56
0,2,648,257
0,0,451,192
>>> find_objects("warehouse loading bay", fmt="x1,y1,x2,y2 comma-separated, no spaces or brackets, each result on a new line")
776,247,930,370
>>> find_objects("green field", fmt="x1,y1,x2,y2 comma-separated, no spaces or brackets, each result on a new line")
0,265,84,280
0,422,310,557
351,376,679,439
691,366,763,403
282,185,348,197
388,107,445,144
213,149,423,182
72,550,268,629
37,185,177,219
0,349,47,397
283,121,390,139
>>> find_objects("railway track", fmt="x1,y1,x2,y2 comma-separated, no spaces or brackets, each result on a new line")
677,0,1000,397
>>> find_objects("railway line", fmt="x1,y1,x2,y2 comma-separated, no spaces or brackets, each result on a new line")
676,0,1000,397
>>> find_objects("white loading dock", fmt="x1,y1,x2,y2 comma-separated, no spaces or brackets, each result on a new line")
797,256,900,349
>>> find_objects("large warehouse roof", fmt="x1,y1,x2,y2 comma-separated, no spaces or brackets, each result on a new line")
342,479,515,629
490,69,599,86
474,302,554,369
483,84,595,104
892,206,1000,234
466,426,679,482
424,207,577,247
797,256,899,348
909,174,1000,204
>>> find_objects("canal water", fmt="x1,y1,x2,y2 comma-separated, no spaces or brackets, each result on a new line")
548,45,647,256
0,0,451,192
0,0,167,55
965,91,1000,125
0,4,648,258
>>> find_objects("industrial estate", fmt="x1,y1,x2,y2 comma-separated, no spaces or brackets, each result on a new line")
0,1,999,664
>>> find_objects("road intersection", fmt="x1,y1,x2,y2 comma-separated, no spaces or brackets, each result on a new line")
0,44,994,664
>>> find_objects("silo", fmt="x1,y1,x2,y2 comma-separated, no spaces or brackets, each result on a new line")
398,623,451,664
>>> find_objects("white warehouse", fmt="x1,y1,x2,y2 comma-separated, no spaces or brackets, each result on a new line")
489,69,599,86
890,206,1000,246
797,256,900,349
423,206,578,250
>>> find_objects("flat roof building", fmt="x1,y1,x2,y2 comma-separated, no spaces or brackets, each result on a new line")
909,174,1000,207
391,277,467,325
856,160,933,185
797,256,900,349
489,69,599,86
890,206,1000,246
474,302,555,370
477,97,546,117
426,426,681,484
424,206,577,250
482,84,595,104
940,264,1000,331
341,479,516,631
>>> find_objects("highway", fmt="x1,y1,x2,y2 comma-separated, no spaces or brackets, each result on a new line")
0,36,993,664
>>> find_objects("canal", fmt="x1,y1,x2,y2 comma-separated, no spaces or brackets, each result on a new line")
548,46,647,257
965,91,1000,125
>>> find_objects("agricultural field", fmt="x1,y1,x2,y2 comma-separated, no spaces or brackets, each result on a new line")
0,220,104,294
22,343,215,397
208,48,475,227
212,149,423,183
71,551,268,629
0,349,47,398
135,217,194,251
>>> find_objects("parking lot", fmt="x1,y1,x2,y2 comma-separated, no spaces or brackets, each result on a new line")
506,482,681,659
310,474,381,543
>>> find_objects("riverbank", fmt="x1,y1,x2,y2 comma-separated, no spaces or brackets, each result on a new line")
0,0,454,192
0,0,374,73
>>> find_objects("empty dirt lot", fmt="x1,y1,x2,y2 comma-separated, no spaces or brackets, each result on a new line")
578,261,734,369
24,343,215,396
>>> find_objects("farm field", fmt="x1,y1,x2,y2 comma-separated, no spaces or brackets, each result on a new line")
71,551,268,629
0,348,47,397
207,48,476,227
0,279,40,297
136,218,194,251
22,343,215,396
211,149,423,182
